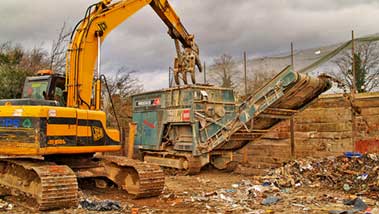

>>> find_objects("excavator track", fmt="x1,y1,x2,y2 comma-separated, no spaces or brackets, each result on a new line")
141,152,203,175
0,159,78,211
100,156,164,198
185,156,202,175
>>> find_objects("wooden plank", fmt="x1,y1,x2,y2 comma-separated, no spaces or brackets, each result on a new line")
308,96,349,108
295,131,352,140
248,156,291,164
360,107,379,116
295,151,343,158
295,122,352,132
294,108,352,124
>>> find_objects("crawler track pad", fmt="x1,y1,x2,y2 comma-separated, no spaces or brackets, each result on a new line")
100,156,165,198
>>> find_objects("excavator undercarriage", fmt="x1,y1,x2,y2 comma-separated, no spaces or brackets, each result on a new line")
0,159,78,210
0,155,164,211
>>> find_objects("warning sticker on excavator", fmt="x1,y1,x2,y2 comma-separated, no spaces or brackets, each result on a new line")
48,109,57,117
13,109,23,117
91,126,104,142
97,22,107,32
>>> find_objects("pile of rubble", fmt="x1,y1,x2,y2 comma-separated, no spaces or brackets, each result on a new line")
160,177,379,213
263,153,379,199
79,199,122,211
160,179,283,213
0,199,13,211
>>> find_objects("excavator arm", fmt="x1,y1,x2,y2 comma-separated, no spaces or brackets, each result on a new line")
67,0,202,109
150,0,203,85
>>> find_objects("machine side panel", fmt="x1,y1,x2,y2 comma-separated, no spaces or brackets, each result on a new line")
0,106,121,156
0,117,39,143
193,88,237,151
132,85,238,155
133,111,160,150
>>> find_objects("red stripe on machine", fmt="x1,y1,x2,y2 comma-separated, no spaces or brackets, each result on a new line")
143,120,155,128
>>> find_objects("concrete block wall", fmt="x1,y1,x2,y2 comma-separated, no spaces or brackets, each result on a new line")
293,95,353,158
235,93,379,172
354,92,379,153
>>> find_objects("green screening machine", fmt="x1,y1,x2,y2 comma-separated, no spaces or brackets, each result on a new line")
131,66,331,173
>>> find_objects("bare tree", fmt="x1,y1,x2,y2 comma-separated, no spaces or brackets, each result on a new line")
103,67,143,128
247,69,275,94
21,47,48,72
333,41,379,92
49,22,71,74
0,42,11,53
106,67,143,98
0,43,24,66
209,54,238,88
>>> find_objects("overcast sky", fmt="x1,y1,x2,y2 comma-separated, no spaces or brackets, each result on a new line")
1,0,379,90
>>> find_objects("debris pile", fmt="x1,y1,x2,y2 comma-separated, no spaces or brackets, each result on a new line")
263,153,379,199
160,176,379,213
0,199,13,211
79,199,122,211
329,197,369,214
159,179,285,213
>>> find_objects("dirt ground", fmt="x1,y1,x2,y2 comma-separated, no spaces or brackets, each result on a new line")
0,168,378,214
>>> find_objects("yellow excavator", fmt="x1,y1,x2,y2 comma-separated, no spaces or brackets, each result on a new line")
0,0,202,211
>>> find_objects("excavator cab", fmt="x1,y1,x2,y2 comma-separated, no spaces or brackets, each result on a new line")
22,70,66,106
0,70,66,106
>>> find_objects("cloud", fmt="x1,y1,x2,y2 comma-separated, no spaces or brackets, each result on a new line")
1,0,378,90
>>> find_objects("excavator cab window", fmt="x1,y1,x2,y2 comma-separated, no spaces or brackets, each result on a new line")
22,77,50,99
22,75,66,106
50,77,66,106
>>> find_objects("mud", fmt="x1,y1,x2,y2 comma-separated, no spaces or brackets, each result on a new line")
0,169,378,213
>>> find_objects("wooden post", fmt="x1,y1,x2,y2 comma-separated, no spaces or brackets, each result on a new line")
290,42,295,159
351,30,357,153
291,42,294,70
244,51,248,95
121,128,126,156
243,51,248,163
169,67,172,87
290,117,295,158
352,30,356,94
128,122,137,159
203,62,207,84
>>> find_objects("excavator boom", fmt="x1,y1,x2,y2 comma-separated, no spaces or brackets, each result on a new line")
67,0,201,109
150,0,194,49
